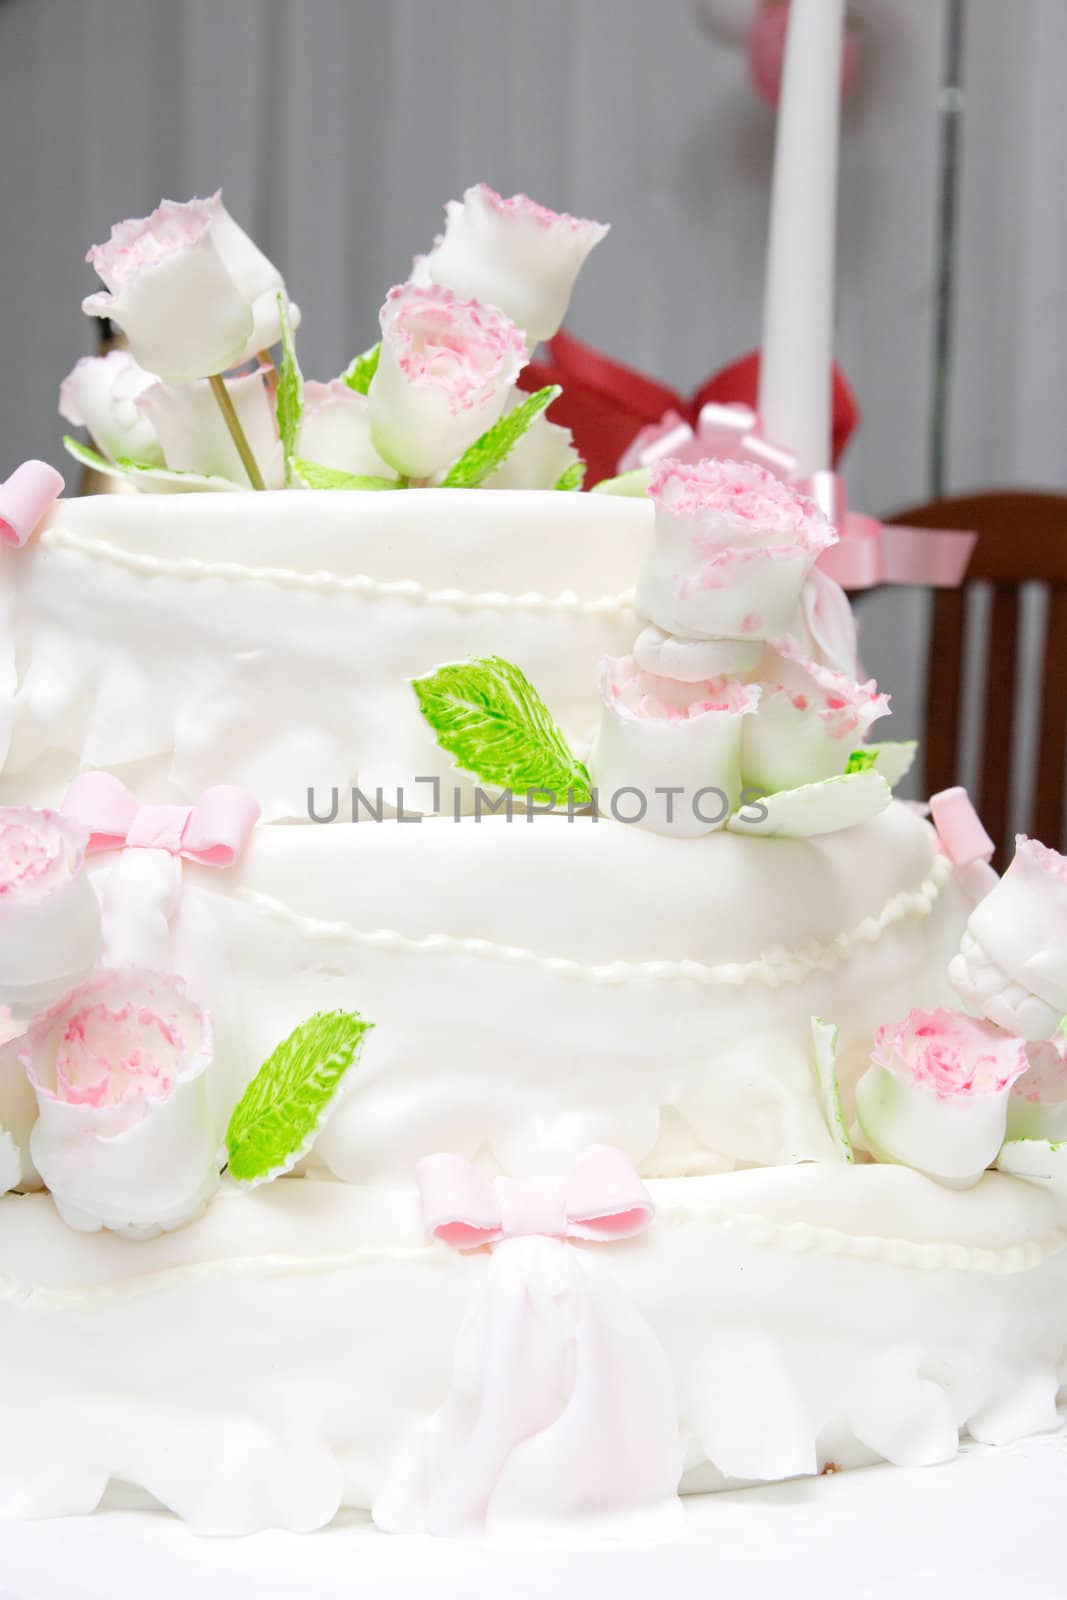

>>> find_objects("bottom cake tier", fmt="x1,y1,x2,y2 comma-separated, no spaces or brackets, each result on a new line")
0,1163,1063,1537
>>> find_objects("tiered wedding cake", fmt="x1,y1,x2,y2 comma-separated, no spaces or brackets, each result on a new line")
0,186,1064,1539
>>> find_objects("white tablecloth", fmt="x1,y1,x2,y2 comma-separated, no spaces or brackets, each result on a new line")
1,1428,1064,1600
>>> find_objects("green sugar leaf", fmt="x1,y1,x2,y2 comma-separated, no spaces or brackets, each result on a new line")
63,436,242,493
591,467,652,498
440,386,561,490
810,1016,854,1162
845,748,879,773
412,655,591,805
554,459,587,492
292,457,401,491
342,342,381,395
276,292,303,485
226,1010,374,1186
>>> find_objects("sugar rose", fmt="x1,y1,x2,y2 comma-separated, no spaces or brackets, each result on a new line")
369,284,527,480
82,193,299,382
635,459,838,645
0,808,101,1017
742,643,889,794
590,655,760,837
418,184,608,347
855,1007,1029,1188
949,837,1067,1041
23,970,219,1238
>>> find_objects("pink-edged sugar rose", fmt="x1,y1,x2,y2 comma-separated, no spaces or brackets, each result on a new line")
950,836,1067,1041
589,655,760,837
368,283,527,479
0,808,101,1016
23,969,219,1238
82,193,299,382
742,642,889,793
872,1009,1028,1099
635,459,838,643
418,183,609,347
855,1007,1029,1188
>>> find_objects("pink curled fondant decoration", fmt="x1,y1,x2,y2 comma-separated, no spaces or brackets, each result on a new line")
929,785,998,906
0,461,64,549
375,1145,680,1539
62,772,260,867
417,1143,656,1249
930,786,996,868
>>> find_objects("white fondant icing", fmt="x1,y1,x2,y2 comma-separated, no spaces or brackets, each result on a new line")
68,800,970,1185
0,492,647,817
0,1164,1062,1534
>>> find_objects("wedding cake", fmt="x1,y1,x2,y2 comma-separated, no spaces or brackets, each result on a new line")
0,184,1064,1540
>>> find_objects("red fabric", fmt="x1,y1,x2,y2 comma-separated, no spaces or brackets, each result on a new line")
518,331,860,487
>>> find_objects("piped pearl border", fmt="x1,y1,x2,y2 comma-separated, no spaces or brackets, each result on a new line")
39,527,636,618
234,854,953,991
2,1194,1062,1312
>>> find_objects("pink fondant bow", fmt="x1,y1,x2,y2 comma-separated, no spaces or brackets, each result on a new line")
620,402,976,592
418,1145,654,1251
62,772,260,867
0,460,64,550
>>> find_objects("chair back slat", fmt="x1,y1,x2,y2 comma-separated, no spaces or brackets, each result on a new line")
924,588,965,796
884,490,1067,863
978,586,1019,871
1033,584,1067,849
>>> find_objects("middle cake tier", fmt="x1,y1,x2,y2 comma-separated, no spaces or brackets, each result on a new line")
0,800,969,1189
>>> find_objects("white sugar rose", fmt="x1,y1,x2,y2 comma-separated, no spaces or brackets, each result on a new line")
138,369,285,488
419,184,609,347
82,193,299,382
949,837,1067,1041
58,350,164,467
369,284,527,480
590,655,760,837
23,970,219,1239
298,380,397,479
742,644,889,793
636,459,838,644
855,1008,1029,1188
0,808,101,1017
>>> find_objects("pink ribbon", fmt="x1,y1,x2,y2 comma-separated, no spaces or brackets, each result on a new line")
0,460,64,550
619,402,976,592
374,1146,679,1539
418,1144,655,1250
62,772,260,868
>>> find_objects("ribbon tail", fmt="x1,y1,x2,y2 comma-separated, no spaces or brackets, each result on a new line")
373,1237,681,1539
99,849,182,971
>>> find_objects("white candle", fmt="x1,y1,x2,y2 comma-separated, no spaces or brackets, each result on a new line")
758,0,846,476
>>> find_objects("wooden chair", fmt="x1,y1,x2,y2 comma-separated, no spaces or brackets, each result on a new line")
887,491,1067,868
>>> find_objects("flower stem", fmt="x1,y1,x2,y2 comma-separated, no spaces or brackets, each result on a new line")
208,373,267,490
257,348,279,400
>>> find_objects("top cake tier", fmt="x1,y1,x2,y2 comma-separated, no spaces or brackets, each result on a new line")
0,489,647,818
